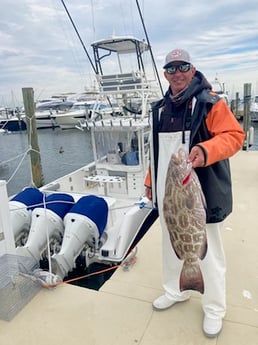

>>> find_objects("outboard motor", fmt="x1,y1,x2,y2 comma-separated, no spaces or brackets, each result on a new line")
9,187,44,244
16,193,74,261
52,195,108,280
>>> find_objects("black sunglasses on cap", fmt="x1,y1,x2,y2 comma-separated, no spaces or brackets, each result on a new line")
165,63,192,74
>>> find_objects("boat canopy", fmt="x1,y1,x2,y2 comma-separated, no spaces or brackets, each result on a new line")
91,36,149,54
91,36,152,77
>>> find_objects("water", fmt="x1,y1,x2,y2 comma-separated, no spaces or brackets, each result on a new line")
0,127,93,196
1,122,258,197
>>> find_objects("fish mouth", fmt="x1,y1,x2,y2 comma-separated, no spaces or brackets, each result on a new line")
182,172,191,186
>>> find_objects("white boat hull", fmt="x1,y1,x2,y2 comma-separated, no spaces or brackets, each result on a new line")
35,112,59,129
53,112,88,129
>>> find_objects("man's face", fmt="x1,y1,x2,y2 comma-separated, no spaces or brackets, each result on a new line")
164,62,196,95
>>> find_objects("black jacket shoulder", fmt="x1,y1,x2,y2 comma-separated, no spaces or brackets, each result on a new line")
197,89,221,105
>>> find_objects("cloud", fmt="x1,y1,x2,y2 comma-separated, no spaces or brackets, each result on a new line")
0,0,257,106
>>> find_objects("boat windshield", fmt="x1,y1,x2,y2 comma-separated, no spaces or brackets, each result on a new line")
92,124,149,168
71,103,88,110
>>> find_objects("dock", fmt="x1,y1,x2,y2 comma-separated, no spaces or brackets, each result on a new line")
0,150,258,344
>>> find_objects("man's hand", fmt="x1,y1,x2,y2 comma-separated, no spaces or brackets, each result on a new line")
145,186,152,200
188,145,205,168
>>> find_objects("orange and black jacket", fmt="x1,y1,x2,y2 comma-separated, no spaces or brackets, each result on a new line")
145,71,245,223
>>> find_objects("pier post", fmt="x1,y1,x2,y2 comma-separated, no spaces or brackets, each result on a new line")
22,88,44,187
242,83,252,151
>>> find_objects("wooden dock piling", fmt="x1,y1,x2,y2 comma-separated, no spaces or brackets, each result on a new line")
242,83,252,150
22,87,44,187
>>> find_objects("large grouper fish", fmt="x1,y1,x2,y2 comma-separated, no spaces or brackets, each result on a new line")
163,148,207,294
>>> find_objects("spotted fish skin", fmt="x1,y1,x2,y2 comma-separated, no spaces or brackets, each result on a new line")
163,148,207,294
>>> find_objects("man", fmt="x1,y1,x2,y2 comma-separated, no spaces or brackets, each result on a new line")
144,48,245,337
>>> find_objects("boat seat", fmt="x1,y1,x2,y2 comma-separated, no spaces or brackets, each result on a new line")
98,72,144,93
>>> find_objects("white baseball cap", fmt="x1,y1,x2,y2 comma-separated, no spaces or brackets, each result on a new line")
163,48,191,68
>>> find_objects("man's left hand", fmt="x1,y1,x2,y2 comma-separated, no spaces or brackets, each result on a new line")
188,145,205,168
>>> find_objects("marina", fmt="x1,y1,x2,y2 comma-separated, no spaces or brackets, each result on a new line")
0,149,257,344
0,75,257,345
0,1,258,344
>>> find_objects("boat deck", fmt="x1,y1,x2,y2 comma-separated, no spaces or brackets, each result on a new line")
1,150,258,345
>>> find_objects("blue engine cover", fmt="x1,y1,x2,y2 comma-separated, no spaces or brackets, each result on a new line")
11,187,44,210
68,195,108,236
41,193,75,219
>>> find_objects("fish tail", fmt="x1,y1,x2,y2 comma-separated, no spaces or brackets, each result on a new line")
179,261,205,294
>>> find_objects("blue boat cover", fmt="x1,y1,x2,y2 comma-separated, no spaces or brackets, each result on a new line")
68,195,108,236
41,193,75,219
11,187,44,210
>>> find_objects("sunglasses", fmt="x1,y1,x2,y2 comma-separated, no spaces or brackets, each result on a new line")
165,63,192,74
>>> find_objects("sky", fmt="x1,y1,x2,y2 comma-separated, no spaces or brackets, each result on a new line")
0,0,258,107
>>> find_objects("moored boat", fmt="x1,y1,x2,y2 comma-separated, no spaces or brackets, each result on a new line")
250,95,258,121
210,76,229,104
0,107,27,132
35,99,74,129
0,35,161,295
52,101,96,130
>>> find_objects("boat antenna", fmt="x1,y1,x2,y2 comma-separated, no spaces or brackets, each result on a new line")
135,0,164,97
60,0,97,74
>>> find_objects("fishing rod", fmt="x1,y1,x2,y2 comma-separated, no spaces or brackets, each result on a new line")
135,0,164,97
60,0,97,74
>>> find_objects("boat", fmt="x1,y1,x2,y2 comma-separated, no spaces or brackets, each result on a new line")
34,99,74,129
0,35,161,306
51,100,98,129
50,89,103,130
0,107,27,132
210,76,229,104
52,99,123,130
232,95,258,122
250,95,258,122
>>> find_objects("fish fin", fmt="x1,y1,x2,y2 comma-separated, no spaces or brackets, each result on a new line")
199,240,208,260
200,188,207,209
180,261,205,294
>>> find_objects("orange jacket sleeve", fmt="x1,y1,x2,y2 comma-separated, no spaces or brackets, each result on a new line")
198,99,245,166
144,166,152,188
144,98,245,185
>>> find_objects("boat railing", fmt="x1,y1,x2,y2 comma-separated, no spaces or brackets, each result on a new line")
82,161,96,175
97,72,149,93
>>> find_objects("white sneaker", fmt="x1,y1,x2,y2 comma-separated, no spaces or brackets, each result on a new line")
152,294,190,310
203,315,222,338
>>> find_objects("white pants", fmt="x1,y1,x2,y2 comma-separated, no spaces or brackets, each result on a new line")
160,216,226,319
156,132,226,319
